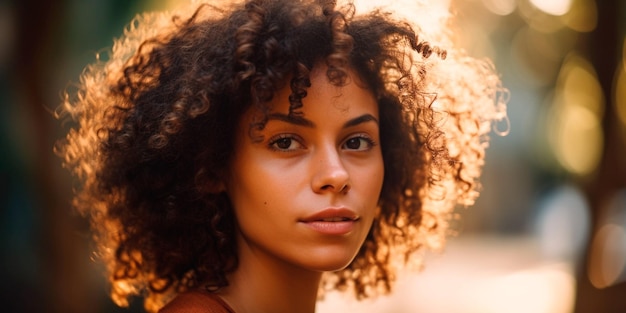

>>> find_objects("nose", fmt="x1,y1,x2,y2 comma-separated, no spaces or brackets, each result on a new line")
311,146,351,194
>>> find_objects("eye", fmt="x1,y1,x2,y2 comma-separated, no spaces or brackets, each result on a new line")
342,135,375,151
268,134,304,151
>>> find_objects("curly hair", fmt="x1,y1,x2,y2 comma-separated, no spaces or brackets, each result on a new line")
56,0,508,311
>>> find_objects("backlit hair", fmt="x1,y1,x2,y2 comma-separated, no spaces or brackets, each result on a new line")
57,0,507,311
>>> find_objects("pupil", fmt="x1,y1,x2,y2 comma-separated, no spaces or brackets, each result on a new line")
277,138,291,149
346,138,360,149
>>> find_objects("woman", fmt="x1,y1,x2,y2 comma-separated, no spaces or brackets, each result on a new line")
57,0,507,312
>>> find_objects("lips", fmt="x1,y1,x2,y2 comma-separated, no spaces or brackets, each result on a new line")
300,208,359,222
316,217,354,222
299,208,359,235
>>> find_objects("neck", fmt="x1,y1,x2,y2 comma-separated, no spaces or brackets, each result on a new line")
218,236,322,313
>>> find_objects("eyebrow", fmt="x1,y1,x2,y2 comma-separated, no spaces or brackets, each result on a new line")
343,114,379,128
267,113,379,129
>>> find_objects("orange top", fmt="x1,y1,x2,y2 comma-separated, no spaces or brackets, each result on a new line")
159,290,235,313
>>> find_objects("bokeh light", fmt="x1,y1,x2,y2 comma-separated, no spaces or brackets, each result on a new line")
561,0,597,32
588,190,626,289
529,0,572,16
519,0,568,33
589,224,626,288
481,0,516,16
547,53,604,176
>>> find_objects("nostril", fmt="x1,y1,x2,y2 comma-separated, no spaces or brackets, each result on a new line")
340,184,350,193
319,183,350,193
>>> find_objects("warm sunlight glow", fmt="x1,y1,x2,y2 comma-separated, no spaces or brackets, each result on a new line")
318,238,575,313
481,0,516,16
465,264,575,313
530,0,573,16
353,0,451,39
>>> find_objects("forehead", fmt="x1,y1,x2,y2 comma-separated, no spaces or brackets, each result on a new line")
238,65,378,138
271,65,376,114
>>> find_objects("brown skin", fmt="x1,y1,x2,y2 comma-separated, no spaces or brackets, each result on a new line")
221,65,384,313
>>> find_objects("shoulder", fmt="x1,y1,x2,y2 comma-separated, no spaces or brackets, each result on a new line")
159,290,235,313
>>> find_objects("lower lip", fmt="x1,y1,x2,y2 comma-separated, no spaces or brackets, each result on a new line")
300,220,356,235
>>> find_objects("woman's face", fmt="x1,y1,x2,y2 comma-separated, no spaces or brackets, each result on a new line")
226,66,384,272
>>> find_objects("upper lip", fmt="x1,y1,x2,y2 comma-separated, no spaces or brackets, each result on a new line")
299,208,359,222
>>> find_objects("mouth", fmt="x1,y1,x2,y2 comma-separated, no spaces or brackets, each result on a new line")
315,216,358,222
299,208,360,223
299,208,360,235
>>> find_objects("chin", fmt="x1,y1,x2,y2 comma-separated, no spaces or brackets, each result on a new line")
299,249,360,272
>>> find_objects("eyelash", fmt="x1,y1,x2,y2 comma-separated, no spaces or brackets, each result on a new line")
268,134,304,152
267,134,377,152
343,134,376,151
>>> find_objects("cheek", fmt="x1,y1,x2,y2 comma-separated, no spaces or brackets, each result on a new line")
363,155,385,194
370,158,385,211
350,156,384,217
372,166,385,209
227,164,288,224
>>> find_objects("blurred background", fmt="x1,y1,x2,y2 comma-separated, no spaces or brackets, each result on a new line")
1,0,624,312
